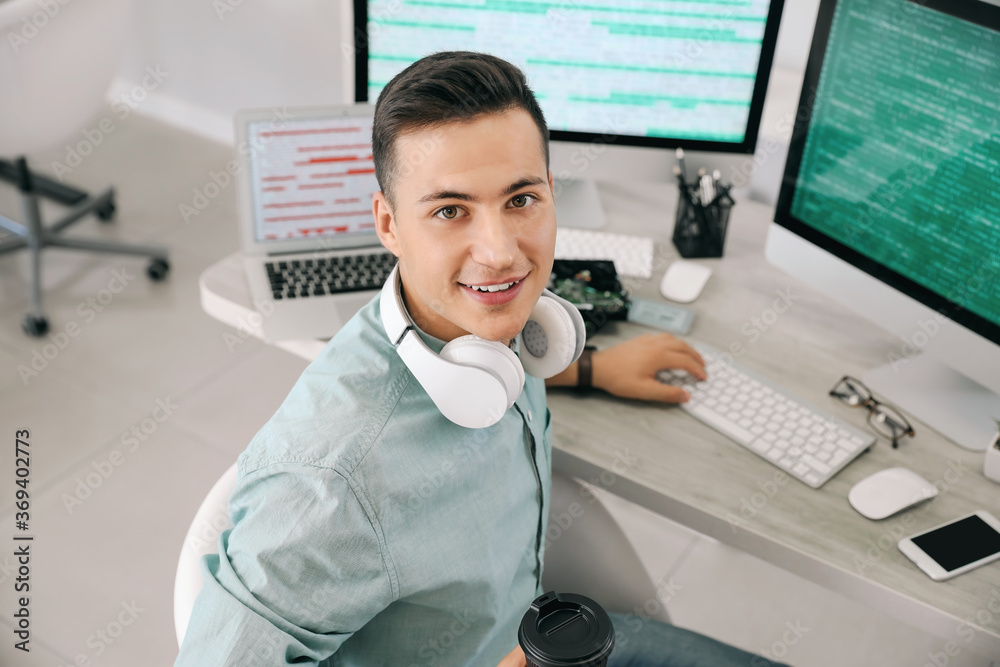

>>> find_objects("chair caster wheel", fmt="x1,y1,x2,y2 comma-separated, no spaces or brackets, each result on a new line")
147,258,170,281
96,199,116,222
22,315,49,337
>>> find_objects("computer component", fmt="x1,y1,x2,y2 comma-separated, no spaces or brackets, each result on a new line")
554,228,654,279
657,342,876,488
767,0,1000,451
548,259,629,338
235,104,394,343
352,0,785,228
898,511,1000,581
847,467,938,520
659,260,712,303
626,297,695,336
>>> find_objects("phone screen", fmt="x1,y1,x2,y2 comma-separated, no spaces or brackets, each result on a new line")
911,515,1000,572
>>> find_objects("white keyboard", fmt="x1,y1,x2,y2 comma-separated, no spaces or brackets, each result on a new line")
657,343,876,488
555,228,654,279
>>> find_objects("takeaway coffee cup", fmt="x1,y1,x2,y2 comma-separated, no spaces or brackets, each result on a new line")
517,591,615,667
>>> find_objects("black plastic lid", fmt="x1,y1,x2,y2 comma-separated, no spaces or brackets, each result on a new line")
517,591,615,667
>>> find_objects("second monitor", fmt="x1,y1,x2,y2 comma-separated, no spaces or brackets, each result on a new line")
352,0,785,227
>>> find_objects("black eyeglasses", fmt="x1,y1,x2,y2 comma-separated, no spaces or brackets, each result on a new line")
829,376,915,449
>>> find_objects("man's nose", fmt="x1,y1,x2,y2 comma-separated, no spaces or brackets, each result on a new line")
469,210,517,269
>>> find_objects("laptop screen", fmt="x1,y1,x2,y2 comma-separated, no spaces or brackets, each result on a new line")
246,114,379,244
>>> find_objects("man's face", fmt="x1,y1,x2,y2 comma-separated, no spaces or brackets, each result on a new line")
374,108,555,344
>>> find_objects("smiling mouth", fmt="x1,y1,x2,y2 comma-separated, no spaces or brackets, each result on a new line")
459,276,526,293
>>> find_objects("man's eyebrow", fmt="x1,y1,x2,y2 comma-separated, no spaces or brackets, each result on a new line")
416,176,546,205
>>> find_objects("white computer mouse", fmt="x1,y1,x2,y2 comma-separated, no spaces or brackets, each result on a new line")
848,467,938,520
660,260,712,303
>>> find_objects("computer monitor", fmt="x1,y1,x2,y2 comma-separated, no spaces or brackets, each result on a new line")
767,0,1000,451
351,0,785,228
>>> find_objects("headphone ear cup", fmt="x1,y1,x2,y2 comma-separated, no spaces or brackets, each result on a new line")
439,336,525,408
519,297,581,379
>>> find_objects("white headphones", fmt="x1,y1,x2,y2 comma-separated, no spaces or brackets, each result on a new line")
380,263,586,429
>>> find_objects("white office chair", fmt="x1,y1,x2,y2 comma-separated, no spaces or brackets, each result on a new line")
173,467,670,648
0,0,170,337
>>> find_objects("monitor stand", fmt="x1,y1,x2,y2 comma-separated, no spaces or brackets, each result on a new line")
553,178,606,230
863,354,1000,452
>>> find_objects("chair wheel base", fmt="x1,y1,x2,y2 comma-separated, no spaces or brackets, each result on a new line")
147,258,170,281
22,315,49,337
96,199,116,222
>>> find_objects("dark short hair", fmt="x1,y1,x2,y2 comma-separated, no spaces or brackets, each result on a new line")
372,51,549,211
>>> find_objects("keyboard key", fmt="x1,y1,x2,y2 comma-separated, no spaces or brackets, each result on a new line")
802,454,831,475
690,406,755,445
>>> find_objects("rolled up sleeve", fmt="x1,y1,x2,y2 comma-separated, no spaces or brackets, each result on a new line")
175,461,396,666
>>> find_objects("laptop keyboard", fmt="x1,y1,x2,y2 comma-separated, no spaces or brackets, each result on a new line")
266,253,397,299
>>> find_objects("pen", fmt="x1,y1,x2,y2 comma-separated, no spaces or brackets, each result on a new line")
699,173,715,205
676,148,687,183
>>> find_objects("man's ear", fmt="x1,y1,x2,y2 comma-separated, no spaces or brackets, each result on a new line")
373,191,401,257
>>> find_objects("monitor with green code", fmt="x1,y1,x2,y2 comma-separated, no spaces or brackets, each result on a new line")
775,0,1000,343
352,0,785,154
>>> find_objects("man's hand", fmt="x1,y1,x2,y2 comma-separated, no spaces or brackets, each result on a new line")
497,645,526,667
592,332,706,403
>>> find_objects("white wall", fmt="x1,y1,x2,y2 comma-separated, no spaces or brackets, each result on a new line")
114,0,353,143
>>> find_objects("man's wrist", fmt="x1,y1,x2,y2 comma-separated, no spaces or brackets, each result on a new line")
576,346,598,393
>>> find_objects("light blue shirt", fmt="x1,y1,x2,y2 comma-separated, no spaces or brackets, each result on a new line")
175,293,552,666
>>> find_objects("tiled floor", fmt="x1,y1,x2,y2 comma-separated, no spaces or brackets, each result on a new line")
0,110,995,666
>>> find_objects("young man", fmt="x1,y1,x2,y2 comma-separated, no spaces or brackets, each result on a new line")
176,51,786,666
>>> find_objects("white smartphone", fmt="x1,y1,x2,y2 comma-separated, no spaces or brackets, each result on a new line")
898,511,1000,581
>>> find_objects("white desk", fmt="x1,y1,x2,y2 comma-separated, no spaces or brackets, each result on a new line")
201,180,1000,659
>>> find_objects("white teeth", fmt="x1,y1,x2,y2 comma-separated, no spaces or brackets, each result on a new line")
465,279,519,292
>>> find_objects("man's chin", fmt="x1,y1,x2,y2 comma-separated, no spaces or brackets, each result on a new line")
464,318,528,345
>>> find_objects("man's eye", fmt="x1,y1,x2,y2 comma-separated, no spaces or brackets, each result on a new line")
511,194,536,208
435,206,460,220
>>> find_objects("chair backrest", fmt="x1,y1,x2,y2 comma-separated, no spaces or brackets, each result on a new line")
542,472,671,625
0,0,131,155
173,461,238,648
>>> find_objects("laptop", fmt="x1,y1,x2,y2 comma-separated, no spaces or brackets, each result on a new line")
235,104,396,342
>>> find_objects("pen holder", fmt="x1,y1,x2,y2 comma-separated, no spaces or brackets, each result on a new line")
672,185,734,258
